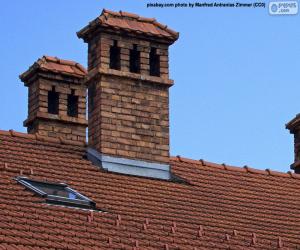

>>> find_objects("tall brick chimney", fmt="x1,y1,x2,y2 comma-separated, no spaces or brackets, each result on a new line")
77,10,178,179
20,56,88,142
286,114,300,173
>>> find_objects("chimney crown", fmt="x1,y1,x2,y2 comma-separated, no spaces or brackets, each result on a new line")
286,113,300,133
20,55,87,84
77,9,179,44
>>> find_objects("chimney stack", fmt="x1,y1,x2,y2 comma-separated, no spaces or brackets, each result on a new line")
77,10,178,178
286,114,300,173
20,56,87,142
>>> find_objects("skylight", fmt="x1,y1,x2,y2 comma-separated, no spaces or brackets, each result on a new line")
16,177,96,209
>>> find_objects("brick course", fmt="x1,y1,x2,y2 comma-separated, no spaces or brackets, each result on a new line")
88,74,170,163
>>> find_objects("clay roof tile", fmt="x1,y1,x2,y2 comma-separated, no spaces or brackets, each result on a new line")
120,11,139,19
138,17,156,23
77,9,179,42
103,9,121,17
19,56,87,83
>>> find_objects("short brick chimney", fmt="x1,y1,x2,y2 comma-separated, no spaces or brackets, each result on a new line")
286,114,300,173
77,10,178,178
20,56,88,142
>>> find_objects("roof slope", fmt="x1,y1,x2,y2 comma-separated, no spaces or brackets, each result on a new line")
0,130,300,249
77,9,179,43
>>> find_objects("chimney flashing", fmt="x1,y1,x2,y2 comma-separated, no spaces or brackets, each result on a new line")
87,148,171,180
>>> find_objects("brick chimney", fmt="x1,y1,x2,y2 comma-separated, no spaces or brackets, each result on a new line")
286,114,300,173
20,56,88,142
77,10,178,178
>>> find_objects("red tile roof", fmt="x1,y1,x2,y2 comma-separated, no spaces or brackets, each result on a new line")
77,9,179,43
20,56,87,83
0,129,299,249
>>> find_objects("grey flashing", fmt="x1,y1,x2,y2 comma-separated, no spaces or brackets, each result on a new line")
87,148,171,180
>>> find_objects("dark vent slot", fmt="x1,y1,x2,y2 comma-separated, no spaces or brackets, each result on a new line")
110,40,121,70
149,47,160,77
129,44,140,73
67,90,79,117
48,86,59,115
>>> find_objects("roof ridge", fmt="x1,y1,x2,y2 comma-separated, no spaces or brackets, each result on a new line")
118,11,157,24
103,9,157,24
42,55,59,63
0,129,86,147
119,10,140,19
43,55,87,73
171,155,300,180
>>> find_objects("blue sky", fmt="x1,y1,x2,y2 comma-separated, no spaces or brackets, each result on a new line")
0,1,299,172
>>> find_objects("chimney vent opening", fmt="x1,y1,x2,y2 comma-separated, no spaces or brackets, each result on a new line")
149,47,160,77
67,89,79,117
48,86,59,115
129,44,140,73
109,40,121,70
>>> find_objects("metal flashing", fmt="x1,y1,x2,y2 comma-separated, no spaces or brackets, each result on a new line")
87,148,171,180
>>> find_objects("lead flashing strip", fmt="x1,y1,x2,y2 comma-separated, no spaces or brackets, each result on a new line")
87,148,171,180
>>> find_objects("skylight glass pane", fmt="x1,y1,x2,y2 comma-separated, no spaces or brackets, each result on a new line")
16,177,96,209
28,181,83,200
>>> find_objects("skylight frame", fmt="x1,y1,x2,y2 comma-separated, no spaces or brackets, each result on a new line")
16,177,96,209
